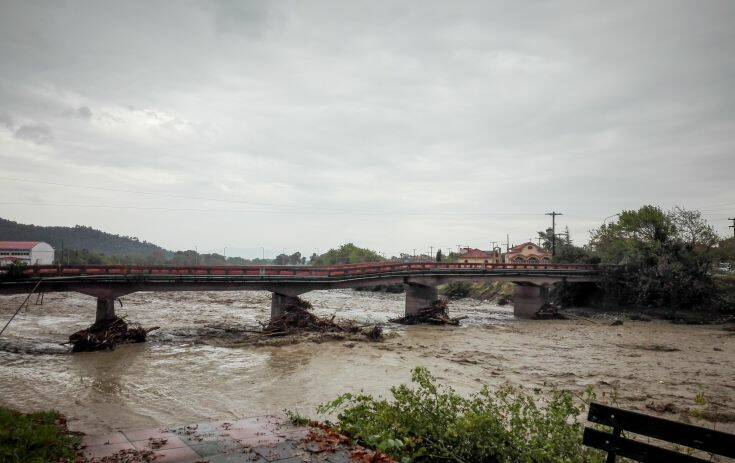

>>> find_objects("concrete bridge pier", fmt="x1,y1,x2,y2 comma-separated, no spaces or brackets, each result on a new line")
270,293,304,318
405,283,438,316
95,298,117,324
513,284,549,318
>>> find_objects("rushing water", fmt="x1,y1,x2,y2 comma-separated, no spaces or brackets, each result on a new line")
1,290,733,434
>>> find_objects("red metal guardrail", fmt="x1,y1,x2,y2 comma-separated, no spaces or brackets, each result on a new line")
7,261,598,278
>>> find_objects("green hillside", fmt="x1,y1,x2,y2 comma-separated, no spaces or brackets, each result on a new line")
0,217,169,258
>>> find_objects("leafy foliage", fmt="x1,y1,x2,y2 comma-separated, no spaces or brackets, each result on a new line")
0,406,80,463
310,243,385,266
318,367,603,463
275,252,306,265
590,205,718,310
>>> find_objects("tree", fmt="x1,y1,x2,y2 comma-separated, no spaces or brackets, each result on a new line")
537,228,555,251
436,249,443,262
589,205,716,310
310,243,385,266
669,206,718,249
537,226,591,263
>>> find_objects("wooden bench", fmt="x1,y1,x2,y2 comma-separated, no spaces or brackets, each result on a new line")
583,402,735,462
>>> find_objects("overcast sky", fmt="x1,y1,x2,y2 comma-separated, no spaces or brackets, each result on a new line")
1,1,733,257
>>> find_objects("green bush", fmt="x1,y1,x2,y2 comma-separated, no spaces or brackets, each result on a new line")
318,367,604,463
0,406,80,463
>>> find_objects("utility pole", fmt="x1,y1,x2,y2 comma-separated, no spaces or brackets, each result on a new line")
506,234,510,252
430,246,434,258
489,241,497,251
729,217,735,238
545,211,563,257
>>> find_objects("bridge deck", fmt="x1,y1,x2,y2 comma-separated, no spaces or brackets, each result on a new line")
0,262,601,320
3,261,597,279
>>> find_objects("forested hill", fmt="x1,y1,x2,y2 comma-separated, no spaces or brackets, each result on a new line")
0,217,169,257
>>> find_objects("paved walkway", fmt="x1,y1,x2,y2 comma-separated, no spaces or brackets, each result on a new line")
81,415,386,462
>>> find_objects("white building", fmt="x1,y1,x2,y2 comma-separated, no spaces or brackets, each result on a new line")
0,241,55,265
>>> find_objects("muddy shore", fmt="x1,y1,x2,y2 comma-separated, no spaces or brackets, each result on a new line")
1,289,733,435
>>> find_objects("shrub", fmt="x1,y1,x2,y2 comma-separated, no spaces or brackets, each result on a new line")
318,367,604,463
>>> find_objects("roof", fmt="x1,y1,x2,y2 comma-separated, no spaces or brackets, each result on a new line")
509,242,547,253
0,241,43,250
459,248,494,259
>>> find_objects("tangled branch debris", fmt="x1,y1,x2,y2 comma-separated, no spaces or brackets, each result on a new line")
261,297,383,341
534,303,567,320
389,300,465,325
68,317,159,352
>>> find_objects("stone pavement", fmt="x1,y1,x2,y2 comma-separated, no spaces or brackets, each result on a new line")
81,415,387,462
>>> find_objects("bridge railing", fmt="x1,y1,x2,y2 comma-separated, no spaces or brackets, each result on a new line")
7,261,599,278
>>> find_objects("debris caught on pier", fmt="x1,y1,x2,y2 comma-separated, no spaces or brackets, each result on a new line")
68,317,159,352
533,303,567,320
389,300,465,325
260,297,384,341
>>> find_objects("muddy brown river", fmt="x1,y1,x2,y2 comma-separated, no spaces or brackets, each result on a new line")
1,290,733,435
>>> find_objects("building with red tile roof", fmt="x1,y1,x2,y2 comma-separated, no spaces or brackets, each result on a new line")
457,247,502,264
504,242,551,264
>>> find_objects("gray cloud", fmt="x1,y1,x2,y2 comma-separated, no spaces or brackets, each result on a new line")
0,0,733,255
76,106,92,120
14,123,53,144
0,112,12,130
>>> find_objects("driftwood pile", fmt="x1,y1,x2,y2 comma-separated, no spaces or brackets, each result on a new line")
390,300,465,325
68,317,159,352
261,298,383,341
533,303,567,320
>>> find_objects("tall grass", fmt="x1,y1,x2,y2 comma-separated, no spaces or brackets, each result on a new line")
0,406,80,463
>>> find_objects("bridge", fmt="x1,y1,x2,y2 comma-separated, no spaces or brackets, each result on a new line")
0,262,599,324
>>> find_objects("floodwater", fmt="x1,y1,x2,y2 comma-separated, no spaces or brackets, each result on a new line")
1,290,733,434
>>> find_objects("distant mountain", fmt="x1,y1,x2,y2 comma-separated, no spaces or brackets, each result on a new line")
0,217,170,257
